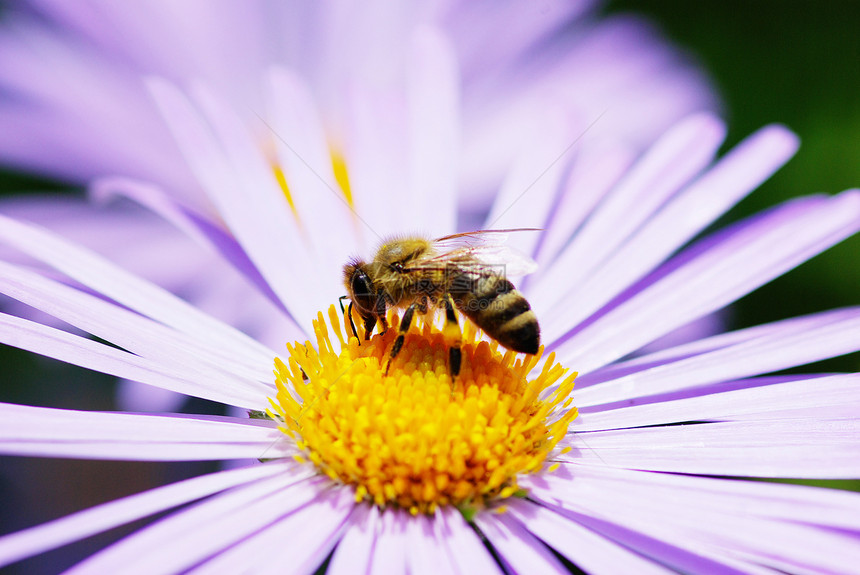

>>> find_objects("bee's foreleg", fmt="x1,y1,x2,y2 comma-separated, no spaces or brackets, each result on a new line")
442,294,462,380
344,301,359,341
385,302,418,375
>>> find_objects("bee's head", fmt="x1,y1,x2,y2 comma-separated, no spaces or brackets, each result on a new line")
343,259,378,319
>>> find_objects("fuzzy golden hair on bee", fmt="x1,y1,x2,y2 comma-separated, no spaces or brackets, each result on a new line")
341,229,541,378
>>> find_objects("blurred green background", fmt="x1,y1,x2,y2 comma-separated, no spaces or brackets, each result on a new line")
0,2,858,571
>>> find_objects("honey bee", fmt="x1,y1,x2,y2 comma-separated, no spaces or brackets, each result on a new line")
342,229,540,378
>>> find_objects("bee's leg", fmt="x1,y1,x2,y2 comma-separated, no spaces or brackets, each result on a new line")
416,296,429,315
375,295,389,337
385,302,418,375
377,315,390,336
442,294,462,379
362,314,376,341
344,301,359,341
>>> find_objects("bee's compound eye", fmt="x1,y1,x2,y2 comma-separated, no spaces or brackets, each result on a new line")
350,269,373,297
350,268,378,318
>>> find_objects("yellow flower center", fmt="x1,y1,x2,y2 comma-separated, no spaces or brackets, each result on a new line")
269,306,577,516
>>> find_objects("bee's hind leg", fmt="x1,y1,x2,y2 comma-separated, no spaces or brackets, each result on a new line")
384,301,419,375
442,294,462,380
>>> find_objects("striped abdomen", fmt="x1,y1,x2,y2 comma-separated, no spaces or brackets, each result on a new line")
451,272,540,354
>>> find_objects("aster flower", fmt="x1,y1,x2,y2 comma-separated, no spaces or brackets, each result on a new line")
0,0,717,335
1,96,860,573
0,0,723,416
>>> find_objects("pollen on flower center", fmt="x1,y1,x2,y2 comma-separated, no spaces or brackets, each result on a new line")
269,306,578,516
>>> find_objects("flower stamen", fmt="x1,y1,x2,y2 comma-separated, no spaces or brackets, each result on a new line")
270,305,578,515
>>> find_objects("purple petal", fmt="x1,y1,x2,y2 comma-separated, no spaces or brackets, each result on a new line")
572,373,860,430
552,190,860,372
531,113,726,311
328,504,379,575
575,307,860,406
264,68,358,279
0,213,278,367
536,123,799,329
185,486,353,575
405,28,459,238
534,141,635,268
506,499,681,574
441,0,593,78
0,403,292,461
91,176,296,323
483,107,573,258
0,16,196,192
578,307,860,387
563,418,860,477
189,81,337,326
438,507,504,575
405,511,458,575
474,511,570,574
369,509,408,575
0,462,294,568
68,475,334,574
0,259,274,391
28,0,268,99
344,75,411,241
525,466,860,573
145,79,325,329
0,313,264,408
457,14,717,202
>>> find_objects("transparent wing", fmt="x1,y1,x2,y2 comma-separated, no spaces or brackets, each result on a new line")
431,228,540,251
406,229,540,278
